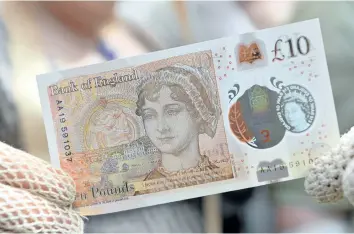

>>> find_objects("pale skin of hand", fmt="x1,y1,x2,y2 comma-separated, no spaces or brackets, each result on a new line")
0,141,83,233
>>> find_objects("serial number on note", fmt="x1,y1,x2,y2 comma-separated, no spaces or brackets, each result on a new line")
56,99,73,161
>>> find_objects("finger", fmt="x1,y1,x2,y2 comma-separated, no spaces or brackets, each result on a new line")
0,141,76,206
304,126,354,203
304,152,343,203
0,183,84,234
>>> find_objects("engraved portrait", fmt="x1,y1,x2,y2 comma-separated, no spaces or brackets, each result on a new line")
52,51,234,203
135,63,233,192
281,97,311,132
276,85,316,133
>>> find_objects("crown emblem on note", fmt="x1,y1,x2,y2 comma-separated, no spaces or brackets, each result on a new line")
283,90,306,102
238,42,263,64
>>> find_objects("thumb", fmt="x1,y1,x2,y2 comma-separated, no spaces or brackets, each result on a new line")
0,183,84,233
0,141,76,207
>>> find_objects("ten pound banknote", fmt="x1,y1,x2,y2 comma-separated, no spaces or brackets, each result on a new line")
37,19,340,215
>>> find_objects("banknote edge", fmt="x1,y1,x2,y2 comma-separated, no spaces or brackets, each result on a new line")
35,18,331,210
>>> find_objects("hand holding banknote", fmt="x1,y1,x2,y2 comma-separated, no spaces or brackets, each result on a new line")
0,141,83,233
305,126,354,207
35,19,341,214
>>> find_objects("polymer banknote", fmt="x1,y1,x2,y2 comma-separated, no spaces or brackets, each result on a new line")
37,19,340,215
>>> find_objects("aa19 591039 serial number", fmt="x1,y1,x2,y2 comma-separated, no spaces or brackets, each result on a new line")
55,99,72,162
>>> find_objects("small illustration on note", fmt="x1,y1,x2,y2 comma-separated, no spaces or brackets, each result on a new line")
235,33,268,71
229,85,285,149
238,43,263,64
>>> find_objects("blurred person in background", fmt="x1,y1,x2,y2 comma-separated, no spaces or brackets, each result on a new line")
0,1,263,232
0,1,201,233
271,1,354,232
119,3,297,232
121,1,354,232
3,1,346,233
1,1,159,162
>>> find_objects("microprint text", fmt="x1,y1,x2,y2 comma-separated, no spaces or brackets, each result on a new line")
49,69,138,96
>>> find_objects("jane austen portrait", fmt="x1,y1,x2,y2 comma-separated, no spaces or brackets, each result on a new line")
135,64,231,187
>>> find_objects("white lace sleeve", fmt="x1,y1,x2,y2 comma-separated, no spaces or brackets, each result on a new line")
305,126,354,204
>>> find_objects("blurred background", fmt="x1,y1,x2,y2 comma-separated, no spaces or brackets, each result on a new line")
1,1,354,233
